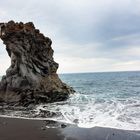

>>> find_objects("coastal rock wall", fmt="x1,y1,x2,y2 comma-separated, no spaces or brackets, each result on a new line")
0,21,74,106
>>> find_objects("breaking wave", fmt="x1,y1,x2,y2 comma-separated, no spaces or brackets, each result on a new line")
0,93,140,130
0,72,140,130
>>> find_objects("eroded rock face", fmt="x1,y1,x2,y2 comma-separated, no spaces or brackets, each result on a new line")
0,21,74,106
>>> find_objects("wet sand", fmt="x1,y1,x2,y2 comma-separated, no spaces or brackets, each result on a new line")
0,117,139,140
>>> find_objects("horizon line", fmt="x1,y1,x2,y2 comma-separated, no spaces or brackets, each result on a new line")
58,70,140,75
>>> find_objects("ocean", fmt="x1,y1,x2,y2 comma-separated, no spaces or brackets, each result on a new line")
0,71,140,130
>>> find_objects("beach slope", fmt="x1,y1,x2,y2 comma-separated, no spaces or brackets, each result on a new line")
0,117,139,140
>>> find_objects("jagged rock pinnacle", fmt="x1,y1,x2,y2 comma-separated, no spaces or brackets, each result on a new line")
0,20,74,106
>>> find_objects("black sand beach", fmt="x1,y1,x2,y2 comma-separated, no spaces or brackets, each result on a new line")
0,117,139,140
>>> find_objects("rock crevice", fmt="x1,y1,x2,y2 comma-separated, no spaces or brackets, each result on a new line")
0,21,74,106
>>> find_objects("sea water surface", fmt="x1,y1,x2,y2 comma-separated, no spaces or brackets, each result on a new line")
0,71,140,130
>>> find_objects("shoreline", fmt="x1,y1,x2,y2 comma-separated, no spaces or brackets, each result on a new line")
0,115,139,131
0,117,139,140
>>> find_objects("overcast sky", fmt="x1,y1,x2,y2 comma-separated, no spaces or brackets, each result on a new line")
0,0,140,74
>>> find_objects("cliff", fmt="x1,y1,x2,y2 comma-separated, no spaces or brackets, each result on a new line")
0,21,74,106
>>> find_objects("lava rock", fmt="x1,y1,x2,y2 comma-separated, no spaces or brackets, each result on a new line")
0,21,75,106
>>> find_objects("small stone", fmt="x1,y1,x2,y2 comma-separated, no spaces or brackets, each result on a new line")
73,119,79,123
61,124,67,128
41,126,46,130
112,133,115,136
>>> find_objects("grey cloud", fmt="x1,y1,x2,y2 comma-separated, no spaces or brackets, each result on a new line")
0,0,140,73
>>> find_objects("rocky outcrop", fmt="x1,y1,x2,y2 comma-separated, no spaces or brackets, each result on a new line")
0,21,74,106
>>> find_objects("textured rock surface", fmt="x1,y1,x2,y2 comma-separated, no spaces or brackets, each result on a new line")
0,21,74,106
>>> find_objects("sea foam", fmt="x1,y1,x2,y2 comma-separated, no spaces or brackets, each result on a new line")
0,72,140,130
0,93,140,130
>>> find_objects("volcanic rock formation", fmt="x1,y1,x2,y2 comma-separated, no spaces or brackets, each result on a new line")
0,21,74,106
